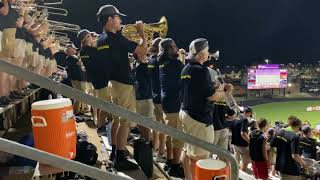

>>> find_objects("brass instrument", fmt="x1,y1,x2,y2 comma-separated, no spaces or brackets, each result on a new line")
121,16,168,46
14,1,68,16
47,20,80,32
216,69,241,114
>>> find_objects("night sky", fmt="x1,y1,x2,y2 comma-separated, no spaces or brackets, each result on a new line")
52,0,320,66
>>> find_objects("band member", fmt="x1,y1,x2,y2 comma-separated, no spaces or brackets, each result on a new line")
134,54,154,142
78,29,110,133
207,66,232,150
271,117,308,180
158,38,185,177
180,38,217,180
299,125,319,160
230,107,253,172
0,0,19,97
148,37,167,162
65,43,86,115
249,118,270,180
96,4,147,170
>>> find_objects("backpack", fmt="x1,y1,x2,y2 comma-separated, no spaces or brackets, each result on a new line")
74,138,98,166
133,138,153,178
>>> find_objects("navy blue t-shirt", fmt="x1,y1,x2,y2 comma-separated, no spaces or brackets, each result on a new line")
159,57,184,113
96,32,138,87
212,101,229,130
44,48,52,59
54,51,67,68
180,61,215,125
66,55,85,81
134,62,153,100
270,129,301,176
16,27,26,40
0,3,18,29
148,55,161,104
80,46,104,88
231,117,250,147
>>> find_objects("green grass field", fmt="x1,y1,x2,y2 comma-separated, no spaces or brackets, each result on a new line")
253,101,320,128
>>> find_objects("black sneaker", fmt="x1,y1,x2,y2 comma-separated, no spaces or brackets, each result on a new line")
0,96,10,107
109,152,116,161
97,126,107,135
114,158,139,171
164,159,172,171
168,163,185,178
9,92,23,100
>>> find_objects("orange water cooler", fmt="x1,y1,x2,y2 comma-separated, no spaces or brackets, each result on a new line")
195,159,230,180
31,98,76,159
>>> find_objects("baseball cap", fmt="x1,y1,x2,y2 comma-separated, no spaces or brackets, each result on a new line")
244,106,253,113
157,38,174,56
77,29,91,43
96,5,126,22
186,38,209,59
90,32,100,37
66,43,78,50
301,125,312,134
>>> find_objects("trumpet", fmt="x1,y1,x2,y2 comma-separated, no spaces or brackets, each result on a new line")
47,20,81,32
14,1,68,16
216,69,241,114
121,16,168,46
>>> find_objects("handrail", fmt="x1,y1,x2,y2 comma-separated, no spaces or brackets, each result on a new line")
0,138,129,180
0,59,239,180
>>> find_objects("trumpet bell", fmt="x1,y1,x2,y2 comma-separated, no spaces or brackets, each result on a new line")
121,16,168,46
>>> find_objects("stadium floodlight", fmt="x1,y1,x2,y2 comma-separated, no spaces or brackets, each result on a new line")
265,59,269,64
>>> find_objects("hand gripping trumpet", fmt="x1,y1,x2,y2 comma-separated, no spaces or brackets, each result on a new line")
216,69,241,114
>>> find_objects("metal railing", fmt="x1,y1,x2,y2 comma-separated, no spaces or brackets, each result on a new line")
0,59,239,180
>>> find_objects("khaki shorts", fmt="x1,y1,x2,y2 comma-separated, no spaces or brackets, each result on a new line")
179,110,214,159
154,104,166,124
280,173,301,180
136,99,155,119
164,112,184,149
44,59,50,68
109,80,136,127
71,80,87,114
95,84,112,102
30,52,39,68
38,55,45,68
0,31,2,52
234,145,250,166
85,82,94,95
26,43,33,56
94,84,113,126
13,39,26,58
213,128,229,150
0,28,16,58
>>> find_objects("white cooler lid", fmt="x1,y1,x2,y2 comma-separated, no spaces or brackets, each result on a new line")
196,159,226,170
32,98,72,110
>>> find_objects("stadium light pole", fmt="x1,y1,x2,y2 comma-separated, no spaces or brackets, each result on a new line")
265,59,269,64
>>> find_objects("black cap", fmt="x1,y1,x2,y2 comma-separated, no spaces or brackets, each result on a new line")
186,38,209,59
151,37,163,48
66,43,78,50
158,38,174,56
301,125,312,134
96,5,126,22
244,106,253,113
90,32,100,37
77,29,91,43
